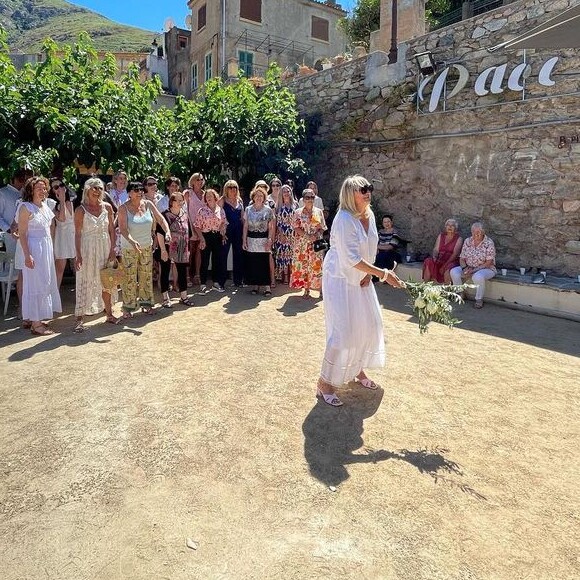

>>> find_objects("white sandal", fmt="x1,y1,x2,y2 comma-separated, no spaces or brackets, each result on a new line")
355,377,378,390
316,388,343,407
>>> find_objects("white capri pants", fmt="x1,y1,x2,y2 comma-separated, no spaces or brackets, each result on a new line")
449,267,496,300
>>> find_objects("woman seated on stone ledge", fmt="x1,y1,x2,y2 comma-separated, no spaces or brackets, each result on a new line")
374,214,402,270
449,222,496,309
422,218,463,284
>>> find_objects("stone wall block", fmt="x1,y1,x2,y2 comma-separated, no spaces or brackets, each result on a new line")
528,5,546,18
565,240,580,254
563,200,580,213
498,198,529,210
472,26,487,39
485,18,508,32
508,11,527,23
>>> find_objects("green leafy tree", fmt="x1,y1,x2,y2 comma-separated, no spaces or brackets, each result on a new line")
173,64,306,187
338,0,454,49
0,29,23,182
0,35,309,187
15,34,171,177
338,0,381,50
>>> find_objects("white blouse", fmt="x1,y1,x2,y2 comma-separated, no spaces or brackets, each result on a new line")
323,209,379,286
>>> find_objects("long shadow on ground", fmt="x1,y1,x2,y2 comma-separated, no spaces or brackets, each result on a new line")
303,385,486,499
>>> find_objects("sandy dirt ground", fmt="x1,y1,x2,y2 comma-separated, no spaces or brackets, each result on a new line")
0,282,578,580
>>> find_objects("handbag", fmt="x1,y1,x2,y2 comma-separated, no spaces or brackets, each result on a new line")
313,238,329,253
100,259,124,293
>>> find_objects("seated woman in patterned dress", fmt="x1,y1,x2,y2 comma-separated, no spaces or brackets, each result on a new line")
449,222,496,309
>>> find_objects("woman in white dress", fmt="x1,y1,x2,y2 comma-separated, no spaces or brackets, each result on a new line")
17,176,62,336
73,177,119,332
49,178,76,288
317,175,404,407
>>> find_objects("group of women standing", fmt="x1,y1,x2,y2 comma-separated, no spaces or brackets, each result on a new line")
242,178,328,298
13,172,335,334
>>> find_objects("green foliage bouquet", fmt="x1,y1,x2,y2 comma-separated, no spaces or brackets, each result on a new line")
405,281,471,334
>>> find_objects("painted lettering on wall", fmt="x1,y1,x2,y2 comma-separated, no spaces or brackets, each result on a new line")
453,151,538,184
419,57,559,113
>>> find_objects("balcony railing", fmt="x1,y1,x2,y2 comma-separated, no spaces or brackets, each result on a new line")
431,0,507,31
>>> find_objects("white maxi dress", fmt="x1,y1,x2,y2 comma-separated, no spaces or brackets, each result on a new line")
320,209,385,387
19,202,62,321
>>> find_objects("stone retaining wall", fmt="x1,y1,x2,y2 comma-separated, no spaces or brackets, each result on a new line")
287,0,580,276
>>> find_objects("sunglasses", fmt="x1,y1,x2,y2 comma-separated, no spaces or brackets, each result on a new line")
131,188,144,192
303,195,315,200
360,184,374,194
91,185,104,190
53,183,65,189
228,185,238,189
146,182,157,186
271,184,281,187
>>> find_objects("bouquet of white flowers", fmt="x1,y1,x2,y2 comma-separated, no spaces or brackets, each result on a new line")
405,281,470,334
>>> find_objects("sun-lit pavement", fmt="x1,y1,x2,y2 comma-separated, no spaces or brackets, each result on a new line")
0,283,578,579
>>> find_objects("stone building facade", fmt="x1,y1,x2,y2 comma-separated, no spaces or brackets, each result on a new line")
287,0,580,276
186,0,347,90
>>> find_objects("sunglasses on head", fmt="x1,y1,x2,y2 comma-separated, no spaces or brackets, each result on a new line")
360,183,374,194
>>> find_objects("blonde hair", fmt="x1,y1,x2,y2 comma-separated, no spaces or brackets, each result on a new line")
82,178,105,203
279,184,297,209
223,180,241,202
250,187,267,203
188,172,204,188
339,175,371,219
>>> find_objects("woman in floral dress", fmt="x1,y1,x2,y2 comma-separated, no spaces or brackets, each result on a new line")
290,188,327,299
273,184,297,284
73,178,119,332
157,192,193,307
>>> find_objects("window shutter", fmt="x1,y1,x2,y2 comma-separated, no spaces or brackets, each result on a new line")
240,0,262,23
198,4,207,30
311,16,329,42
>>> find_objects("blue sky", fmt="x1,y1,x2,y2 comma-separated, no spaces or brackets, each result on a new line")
70,1,357,32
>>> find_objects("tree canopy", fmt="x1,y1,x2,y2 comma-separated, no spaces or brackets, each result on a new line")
338,0,456,49
0,32,307,188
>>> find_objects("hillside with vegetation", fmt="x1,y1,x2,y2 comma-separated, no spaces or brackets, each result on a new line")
0,0,155,53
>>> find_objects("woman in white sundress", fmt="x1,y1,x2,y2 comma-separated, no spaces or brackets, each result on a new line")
73,177,119,333
49,178,76,288
17,176,62,336
316,175,404,407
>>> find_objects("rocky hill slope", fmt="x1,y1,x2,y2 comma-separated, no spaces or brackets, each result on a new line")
0,0,155,53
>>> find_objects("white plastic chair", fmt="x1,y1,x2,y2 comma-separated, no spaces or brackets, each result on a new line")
0,241,19,316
